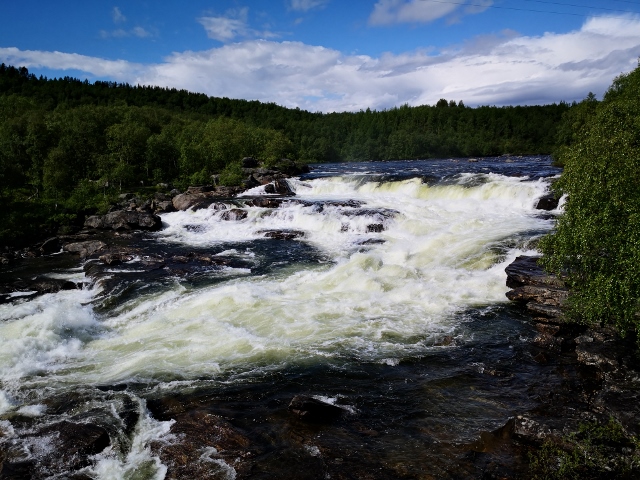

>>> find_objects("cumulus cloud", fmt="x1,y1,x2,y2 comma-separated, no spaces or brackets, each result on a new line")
369,0,492,25
198,8,278,42
3,15,640,112
289,0,330,12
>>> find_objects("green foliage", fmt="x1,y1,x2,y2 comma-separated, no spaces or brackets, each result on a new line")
540,64,640,334
528,418,640,479
218,162,244,187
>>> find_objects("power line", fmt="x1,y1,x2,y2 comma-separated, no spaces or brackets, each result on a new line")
521,0,639,14
422,0,640,17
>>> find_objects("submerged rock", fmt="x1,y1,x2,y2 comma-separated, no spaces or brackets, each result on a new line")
288,395,346,423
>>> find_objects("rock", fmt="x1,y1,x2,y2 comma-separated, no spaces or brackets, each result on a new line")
496,416,553,445
257,229,305,240
219,209,248,221
366,224,385,233
84,210,162,231
39,237,62,255
288,395,346,423
273,179,295,196
536,194,560,211
264,183,276,194
505,256,564,289
505,256,568,321
153,200,175,213
172,193,211,211
249,197,284,208
63,240,107,258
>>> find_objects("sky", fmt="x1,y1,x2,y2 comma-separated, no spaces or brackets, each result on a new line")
1,0,640,112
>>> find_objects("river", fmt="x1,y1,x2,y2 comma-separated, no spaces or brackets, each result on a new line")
0,156,563,479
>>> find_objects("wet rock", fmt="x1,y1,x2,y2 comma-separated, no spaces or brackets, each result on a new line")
499,416,553,445
149,408,252,479
535,193,560,211
273,178,295,196
505,256,568,321
63,240,107,258
39,237,62,255
288,395,346,423
258,229,305,240
250,197,285,208
219,209,248,221
85,210,162,231
366,223,385,233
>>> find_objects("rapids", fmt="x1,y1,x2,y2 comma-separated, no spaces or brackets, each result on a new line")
0,156,562,478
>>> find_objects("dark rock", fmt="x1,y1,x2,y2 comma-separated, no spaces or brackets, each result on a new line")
264,183,276,194
63,240,107,258
84,210,162,231
505,256,564,289
536,193,560,211
273,179,295,196
39,237,62,255
250,197,284,208
36,420,110,471
219,209,248,221
288,395,346,423
366,223,385,233
505,256,568,321
153,200,175,213
257,229,305,240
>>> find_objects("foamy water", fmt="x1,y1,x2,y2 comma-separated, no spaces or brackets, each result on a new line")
0,158,560,477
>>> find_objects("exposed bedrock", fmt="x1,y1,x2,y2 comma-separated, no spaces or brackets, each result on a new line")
505,255,567,322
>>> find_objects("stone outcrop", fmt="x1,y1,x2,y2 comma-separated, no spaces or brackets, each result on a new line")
505,255,567,321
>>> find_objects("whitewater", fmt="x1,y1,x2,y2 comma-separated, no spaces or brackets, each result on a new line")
0,156,561,478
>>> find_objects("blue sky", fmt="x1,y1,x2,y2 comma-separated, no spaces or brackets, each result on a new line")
2,1,640,112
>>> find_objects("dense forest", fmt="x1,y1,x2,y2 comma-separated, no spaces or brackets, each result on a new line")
1,63,574,246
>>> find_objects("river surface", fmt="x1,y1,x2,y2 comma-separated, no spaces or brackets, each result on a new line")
0,156,563,478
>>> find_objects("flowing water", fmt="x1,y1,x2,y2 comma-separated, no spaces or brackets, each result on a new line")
0,156,563,478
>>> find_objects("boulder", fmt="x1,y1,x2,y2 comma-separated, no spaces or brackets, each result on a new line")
39,237,62,255
536,194,560,211
257,229,305,240
219,209,248,221
288,395,346,423
84,210,162,231
63,240,107,258
273,179,295,196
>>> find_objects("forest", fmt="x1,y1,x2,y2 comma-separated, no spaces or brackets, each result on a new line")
1,63,573,247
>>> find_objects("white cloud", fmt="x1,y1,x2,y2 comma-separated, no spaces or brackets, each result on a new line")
198,8,278,42
369,0,492,26
289,0,330,12
112,7,126,24
3,15,640,112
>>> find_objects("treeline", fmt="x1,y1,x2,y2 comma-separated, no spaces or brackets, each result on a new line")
0,63,571,246
541,62,640,338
